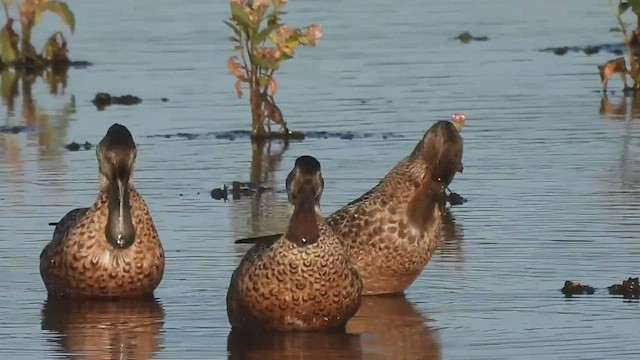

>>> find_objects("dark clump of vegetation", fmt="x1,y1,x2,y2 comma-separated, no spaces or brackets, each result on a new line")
561,281,595,297
454,31,489,43
608,277,639,299
584,45,600,55
210,181,272,201
447,192,467,206
92,92,142,110
539,44,625,56
0,125,37,133
225,0,322,141
0,0,77,72
64,141,92,151
147,130,404,142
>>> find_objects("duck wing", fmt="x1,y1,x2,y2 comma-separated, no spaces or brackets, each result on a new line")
51,207,90,242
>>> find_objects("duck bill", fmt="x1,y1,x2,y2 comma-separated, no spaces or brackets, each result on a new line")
106,173,135,248
117,177,127,220
286,187,320,246
453,120,465,132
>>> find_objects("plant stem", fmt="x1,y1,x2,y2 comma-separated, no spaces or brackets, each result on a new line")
262,69,274,96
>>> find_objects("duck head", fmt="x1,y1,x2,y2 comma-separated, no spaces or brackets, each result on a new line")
96,123,137,249
284,156,324,246
411,118,464,185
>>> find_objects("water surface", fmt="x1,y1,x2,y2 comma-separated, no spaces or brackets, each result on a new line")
1,0,639,359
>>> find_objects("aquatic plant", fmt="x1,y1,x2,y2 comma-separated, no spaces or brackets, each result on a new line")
602,0,640,90
225,0,322,140
0,0,75,68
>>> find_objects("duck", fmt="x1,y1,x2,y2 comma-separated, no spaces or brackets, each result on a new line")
40,123,165,298
234,118,464,295
226,155,362,332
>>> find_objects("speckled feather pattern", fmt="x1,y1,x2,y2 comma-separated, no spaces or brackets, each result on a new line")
327,156,446,295
40,187,165,298
227,220,362,332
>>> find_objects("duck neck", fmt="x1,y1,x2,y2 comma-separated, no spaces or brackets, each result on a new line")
406,174,446,230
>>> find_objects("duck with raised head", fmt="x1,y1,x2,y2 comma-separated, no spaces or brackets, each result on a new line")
40,123,165,298
235,118,465,295
432,113,465,203
227,156,362,332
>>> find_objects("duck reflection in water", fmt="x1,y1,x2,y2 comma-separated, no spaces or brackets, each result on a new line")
436,208,466,265
599,94,628,119
41,296,165,359
227,330,363,360
227,294,440,360
347,294,441,360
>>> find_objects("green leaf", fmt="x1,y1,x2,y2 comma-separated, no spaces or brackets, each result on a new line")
34,8,44,26
285,37,300,50
44,1,76,34
0,69,16,99
0,28,16,64
223,19,241,37
267,33,281,45
228,36,240,43
230,2,254,31
249,52,279,71
259,76,269,87
629,0,640,14
252,23,280,49
297,33,311,46
266,9,283,25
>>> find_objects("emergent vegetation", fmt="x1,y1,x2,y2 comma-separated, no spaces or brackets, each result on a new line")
0,0,75,69
225,0,322,140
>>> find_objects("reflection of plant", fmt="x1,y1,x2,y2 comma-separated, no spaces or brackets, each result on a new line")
225,0,322,139
0,66,74,172
0,0,74,67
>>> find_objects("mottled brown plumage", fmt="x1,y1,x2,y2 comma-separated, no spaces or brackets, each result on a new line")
227,156,362,332
40,123,165,298
235,120,464,295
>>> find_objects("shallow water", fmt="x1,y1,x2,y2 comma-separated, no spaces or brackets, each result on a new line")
1,0,639,359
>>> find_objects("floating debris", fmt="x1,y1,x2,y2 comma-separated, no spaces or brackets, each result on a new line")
454,31,489,43
447,192,467,206
149,130,404,141
540,43,625,56
64,141,93,151
583,45,600,55
92,92,142,110
553,47,569,56
608,277,639,299
210,181,274,201
0,125,38,134
210,185,229,201
561,281,595,297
